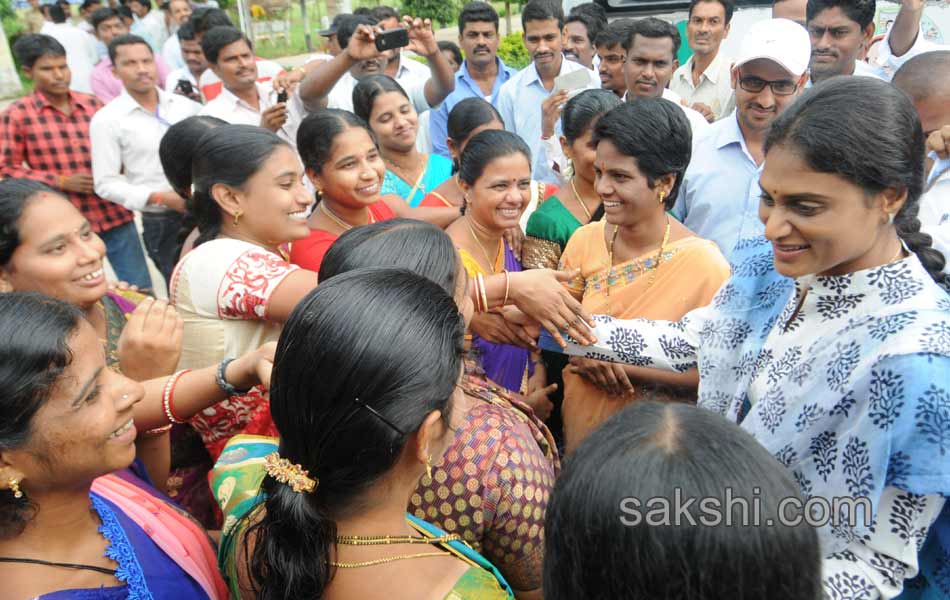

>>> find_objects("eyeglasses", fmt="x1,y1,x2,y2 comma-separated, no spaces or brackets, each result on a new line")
737,73,799,96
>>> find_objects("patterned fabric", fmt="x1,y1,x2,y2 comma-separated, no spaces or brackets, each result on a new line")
556,224,730,452
40,469,223,599
171,238,298,459
541,239,950,599
459,244,534,392
210,436,515,599
0,90,133,233
381,153,454,208
408,358,559,591
523,196,584,270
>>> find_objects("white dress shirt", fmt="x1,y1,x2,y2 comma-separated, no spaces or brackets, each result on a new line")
199,80,303,148
91,88,201,212
670,51,736,120
496,58,599,184
45,22,99,94
162,34,184,71
327,69,432,115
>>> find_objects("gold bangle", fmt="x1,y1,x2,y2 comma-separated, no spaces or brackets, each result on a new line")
479,273,489,313
141,424,172,437
502,270,510,306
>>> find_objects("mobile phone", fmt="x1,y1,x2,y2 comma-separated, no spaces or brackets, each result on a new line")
176,79,194,95
277,89,288,103
375,27,409,52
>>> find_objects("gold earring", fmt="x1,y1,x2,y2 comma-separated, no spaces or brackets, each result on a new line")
658,191,666,205
425,455,433,480
232,210,243,226
9,478,22,499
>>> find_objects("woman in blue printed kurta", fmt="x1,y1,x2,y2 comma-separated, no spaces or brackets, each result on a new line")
544,78,950,599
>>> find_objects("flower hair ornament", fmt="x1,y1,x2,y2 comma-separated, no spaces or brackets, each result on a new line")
264,452,318,493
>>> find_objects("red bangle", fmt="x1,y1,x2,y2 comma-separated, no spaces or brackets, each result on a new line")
162,369,192,424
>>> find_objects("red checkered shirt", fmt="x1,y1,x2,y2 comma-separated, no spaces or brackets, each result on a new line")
0,90,134,233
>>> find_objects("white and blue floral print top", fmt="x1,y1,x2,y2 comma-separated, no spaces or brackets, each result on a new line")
542,239,950,599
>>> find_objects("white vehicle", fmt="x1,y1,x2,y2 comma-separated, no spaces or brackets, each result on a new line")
567,0,950,66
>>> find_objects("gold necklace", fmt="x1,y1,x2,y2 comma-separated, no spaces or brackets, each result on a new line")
605,216,671,315
388,154,427,194
337,534,461,545
569,177,593,222
330,532,461,568
320,202,373,232
330,551,450,568
465,216,502,274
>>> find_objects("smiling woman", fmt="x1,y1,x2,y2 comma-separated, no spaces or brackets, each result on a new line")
543,77,950,599
0,292,228,599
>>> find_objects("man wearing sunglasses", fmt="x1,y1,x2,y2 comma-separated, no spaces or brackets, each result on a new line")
672,18,810,262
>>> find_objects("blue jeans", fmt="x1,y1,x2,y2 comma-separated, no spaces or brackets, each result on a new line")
99,220,152,289
142,211,183,285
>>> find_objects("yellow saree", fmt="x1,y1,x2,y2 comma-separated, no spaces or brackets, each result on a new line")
558,220,731,451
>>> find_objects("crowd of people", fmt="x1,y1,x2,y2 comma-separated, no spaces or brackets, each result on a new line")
0,0,948,597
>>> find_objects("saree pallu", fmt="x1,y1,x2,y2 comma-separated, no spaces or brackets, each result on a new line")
210,436,515,599
382,153,454,208
459,244,534,393
41,467,227,599
558,223,731,452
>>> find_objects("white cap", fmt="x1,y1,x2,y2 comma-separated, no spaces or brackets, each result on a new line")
734,18,811,77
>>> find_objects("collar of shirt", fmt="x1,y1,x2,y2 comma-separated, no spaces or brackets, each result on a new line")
216,81,273,114
679,51,728,87
30,89,96,114
522,56,577,89
458,57,514,94
714,109,756,163
114,87,178,123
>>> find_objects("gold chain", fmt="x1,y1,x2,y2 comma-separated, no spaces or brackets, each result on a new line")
569,177,593,222
319,202,374,232
388,155,427,194
330,550,450,569
605,216,671,315
465,216,502,274
336,534,460,545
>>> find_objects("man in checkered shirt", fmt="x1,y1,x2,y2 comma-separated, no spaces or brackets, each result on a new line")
0,34,152,288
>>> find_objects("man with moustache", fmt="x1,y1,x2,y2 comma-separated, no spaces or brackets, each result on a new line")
164,21,206,102
562,9,603,69
198,26,300,147
672,18,810,261
1,34,152,289
671,0,736,122
497,0,597,184
429,1,516,159
90,34,200,283
296,14,454,115
594,19,634,97
806,0,884,84
622,18,711,135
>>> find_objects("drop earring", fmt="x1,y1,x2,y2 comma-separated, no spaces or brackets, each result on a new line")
658,191,666,205
425,455,433,480
9,478,22,499
232,210,243,226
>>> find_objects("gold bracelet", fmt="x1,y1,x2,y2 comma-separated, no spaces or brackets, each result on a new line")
141,424,172,437
502,270,510,306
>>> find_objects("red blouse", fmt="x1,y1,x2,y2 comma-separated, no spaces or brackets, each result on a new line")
289,201,396,272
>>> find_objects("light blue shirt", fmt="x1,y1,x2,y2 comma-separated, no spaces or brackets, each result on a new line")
672,110,764,263
430,58,516,159
496,58,598,184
